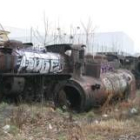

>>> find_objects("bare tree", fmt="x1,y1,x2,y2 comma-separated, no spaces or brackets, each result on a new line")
81,18,96,53
43,12,49,45
32,27,43,44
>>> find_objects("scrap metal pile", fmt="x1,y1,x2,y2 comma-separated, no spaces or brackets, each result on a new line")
0,40,138,112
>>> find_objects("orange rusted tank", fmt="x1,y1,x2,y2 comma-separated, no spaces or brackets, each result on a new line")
54,70,135,111
54,52,136,112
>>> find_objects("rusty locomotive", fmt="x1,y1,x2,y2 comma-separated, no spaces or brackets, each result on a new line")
0,40,136,111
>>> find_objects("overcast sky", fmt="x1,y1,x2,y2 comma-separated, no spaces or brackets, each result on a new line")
0,0,140,53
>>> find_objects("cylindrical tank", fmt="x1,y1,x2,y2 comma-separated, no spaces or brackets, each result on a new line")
14,51,64,73
0,48,65,74
54,69,135,112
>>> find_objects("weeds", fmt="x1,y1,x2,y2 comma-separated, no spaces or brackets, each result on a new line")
0,91,140,140
10,105,29,129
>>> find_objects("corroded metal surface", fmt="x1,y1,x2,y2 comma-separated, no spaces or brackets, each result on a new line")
54,51,136,111
54,69,135,111
0,41,65,74
0,49,15,72
0,40,136,112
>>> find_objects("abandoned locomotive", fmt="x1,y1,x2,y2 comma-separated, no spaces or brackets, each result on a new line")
0,40,136,111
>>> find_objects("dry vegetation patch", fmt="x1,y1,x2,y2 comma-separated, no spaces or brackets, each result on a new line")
0,91,140,140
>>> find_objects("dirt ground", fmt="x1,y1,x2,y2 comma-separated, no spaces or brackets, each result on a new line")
0,92,140,140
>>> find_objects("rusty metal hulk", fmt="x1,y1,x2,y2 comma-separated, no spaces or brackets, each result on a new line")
0,41,136,112
52,44,136,112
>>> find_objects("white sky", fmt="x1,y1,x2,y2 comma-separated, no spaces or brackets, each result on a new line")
0,0,140,53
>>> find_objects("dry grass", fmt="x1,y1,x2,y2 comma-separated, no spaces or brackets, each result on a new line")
0,91,140,140
84,119,140,139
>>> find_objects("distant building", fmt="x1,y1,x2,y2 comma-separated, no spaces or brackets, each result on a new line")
4,26,134,55
71,32,134,55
